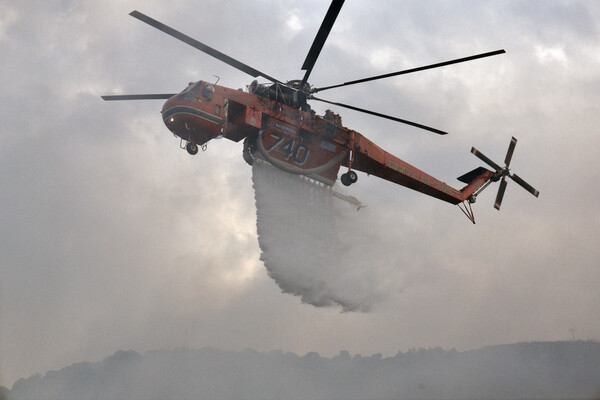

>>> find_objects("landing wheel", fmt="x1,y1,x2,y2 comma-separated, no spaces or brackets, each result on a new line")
341,171,358,186
341,174,350,186
186,142,198,155
242,134,257,165
347,170,358,184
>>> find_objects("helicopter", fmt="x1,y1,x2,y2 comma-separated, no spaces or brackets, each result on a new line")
102,0,539,223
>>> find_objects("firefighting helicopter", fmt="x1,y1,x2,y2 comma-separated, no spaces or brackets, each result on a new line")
102,0,539,223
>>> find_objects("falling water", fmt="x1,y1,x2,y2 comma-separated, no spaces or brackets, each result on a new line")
252,159,406,312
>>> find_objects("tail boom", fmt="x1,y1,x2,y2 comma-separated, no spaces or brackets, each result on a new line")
349,133,494,204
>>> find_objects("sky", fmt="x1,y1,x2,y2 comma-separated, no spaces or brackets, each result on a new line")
2,0,600,388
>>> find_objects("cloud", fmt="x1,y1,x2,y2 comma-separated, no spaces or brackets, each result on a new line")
2,0,600,389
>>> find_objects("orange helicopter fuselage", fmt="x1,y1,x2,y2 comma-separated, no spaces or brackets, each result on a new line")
103,6,538,223
161,80,492,202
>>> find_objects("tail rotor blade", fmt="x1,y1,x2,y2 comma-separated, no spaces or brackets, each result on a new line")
471,147,502,171
504,136,517,167
494,177,508,210
471,137,540,209
511,174,540,198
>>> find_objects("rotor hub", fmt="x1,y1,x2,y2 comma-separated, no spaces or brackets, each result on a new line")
286,80,312,94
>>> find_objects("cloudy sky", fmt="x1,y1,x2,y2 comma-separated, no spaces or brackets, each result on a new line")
2,0,600,388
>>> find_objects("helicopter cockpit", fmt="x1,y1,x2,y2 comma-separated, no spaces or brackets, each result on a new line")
177,81,214,102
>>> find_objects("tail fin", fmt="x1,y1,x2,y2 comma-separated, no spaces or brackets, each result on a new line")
457,166,490,184
456,166,495,203
455,166,495,224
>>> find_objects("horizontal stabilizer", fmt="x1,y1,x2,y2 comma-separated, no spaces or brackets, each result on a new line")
457,166,489,184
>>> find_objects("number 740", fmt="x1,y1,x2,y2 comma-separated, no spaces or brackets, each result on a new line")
265,131,309,165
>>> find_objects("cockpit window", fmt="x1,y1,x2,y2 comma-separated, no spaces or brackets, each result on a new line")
178,81,204,101
190,82,203,95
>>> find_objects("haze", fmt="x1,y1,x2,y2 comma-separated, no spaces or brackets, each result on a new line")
2,0,600,388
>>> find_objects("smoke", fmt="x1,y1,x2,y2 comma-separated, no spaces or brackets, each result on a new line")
252,160,406,312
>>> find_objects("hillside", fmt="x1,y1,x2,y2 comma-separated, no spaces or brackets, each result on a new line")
7,341,600,400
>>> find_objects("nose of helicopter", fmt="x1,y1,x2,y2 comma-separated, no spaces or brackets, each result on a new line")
160,95,181,135
160,87,224,145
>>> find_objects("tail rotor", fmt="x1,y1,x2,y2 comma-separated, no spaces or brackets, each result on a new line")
471,137,540,210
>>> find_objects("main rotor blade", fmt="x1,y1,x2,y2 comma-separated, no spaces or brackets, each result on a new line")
101,94,176,101
494,177,508,210
504,136,517,167
129,11,281,84
311,96,448,135
300,0,345,88
511,174,540,198
314,49,506,93
471,147,502,171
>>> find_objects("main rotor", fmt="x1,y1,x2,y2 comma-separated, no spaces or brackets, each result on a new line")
106,1,506,136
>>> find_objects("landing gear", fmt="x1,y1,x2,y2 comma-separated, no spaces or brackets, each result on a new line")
340,170,358,186
242,133,258,165
186,142,198,155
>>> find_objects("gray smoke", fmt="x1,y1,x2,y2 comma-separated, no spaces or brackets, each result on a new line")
252,160,406,312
